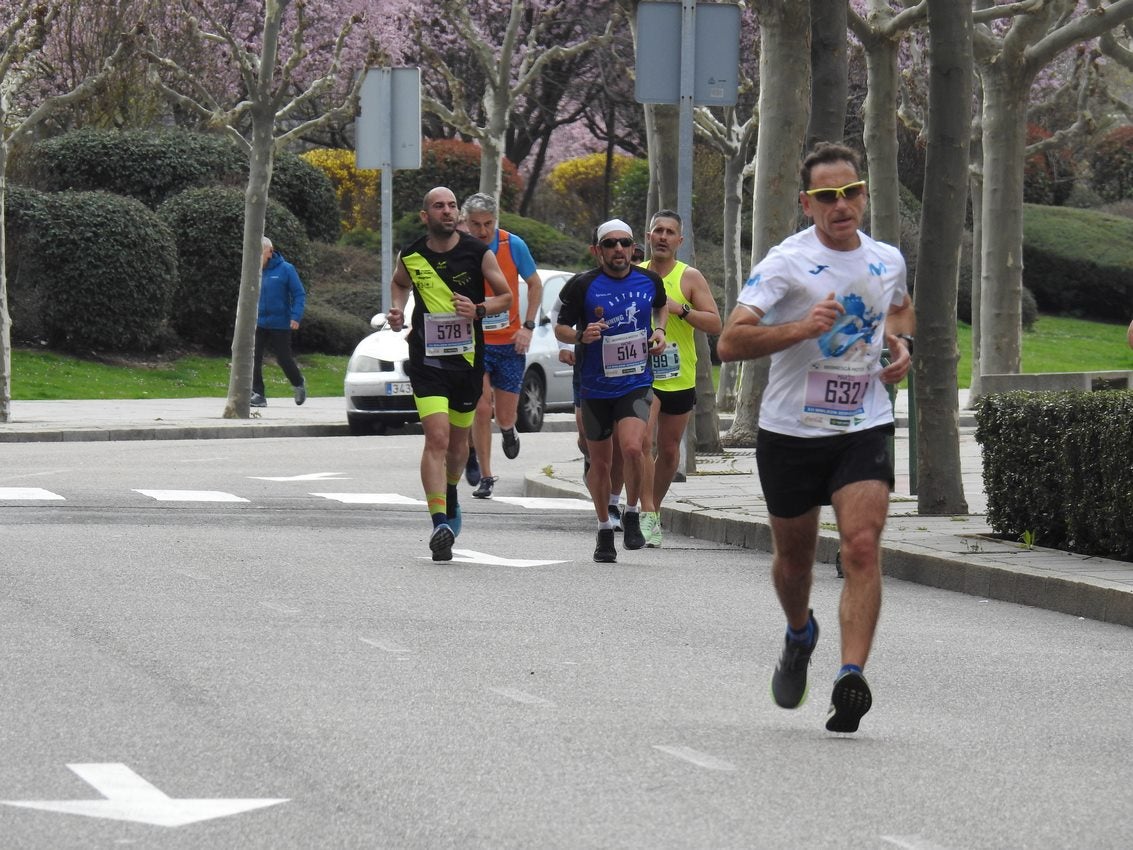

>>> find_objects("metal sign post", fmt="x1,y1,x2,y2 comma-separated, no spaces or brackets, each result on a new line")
356,67,421,313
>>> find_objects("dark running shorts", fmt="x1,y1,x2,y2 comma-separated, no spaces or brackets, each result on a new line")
655,386,696,416
405,361,484,415
580,387,654,442
484,343,525,394
755,424,895,519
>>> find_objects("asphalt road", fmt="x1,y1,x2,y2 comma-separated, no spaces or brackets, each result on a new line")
1,433,1131,849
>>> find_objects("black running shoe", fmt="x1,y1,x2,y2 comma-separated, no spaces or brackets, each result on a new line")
826,670,872,733
622,510,645,550
501,428,520,459
464,448,481,487
607,504,623,532
250,392,267,408
429,523,454,562
771,611,819,709
594,528,617,563
472,476,496,499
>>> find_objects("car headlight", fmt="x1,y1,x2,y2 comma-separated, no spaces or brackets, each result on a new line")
347,354,387,373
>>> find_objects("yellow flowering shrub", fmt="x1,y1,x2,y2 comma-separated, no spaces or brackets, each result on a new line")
301,148,381,233
545,152,636,236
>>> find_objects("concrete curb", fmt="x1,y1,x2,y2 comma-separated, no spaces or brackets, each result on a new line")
524,472,1133,629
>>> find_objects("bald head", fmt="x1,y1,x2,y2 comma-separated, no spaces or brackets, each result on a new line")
420,187,459,239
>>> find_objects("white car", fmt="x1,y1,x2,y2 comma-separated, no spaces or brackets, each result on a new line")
344,269,576,435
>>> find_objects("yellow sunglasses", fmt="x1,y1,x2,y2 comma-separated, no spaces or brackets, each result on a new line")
804,180,867,204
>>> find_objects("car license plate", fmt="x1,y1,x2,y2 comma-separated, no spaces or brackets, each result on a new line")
386,382,413,396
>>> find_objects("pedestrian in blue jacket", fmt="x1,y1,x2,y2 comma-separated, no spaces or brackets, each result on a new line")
252,237,307,407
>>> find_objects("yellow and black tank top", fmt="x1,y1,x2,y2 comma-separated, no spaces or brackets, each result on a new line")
400,231,489,370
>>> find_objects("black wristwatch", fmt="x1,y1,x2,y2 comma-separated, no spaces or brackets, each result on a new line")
680,303,692,318
523,319,536,330
896,333,914,353
475,304,487,320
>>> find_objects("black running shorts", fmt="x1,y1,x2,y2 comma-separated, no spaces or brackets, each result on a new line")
755,424,895,518
580,387,654,442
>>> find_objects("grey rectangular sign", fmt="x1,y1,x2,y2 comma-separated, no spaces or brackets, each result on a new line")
356,67,421,170
635,2,741,106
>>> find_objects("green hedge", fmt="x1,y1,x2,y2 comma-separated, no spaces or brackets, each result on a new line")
2,185,51,342
1021,204,1133,321
295,302,371,355
20,129,339,242
158,187,309,352
975,391,1133,559
19,191,177,352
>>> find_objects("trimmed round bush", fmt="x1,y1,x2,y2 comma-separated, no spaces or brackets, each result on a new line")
2,185,51,342
295,302,371,355
20,128,243,208
19,191,177,352
270,152,342,243
1090,125,1133,202
158,187,309,352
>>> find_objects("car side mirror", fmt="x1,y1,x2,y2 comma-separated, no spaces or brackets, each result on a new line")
371,313,387,330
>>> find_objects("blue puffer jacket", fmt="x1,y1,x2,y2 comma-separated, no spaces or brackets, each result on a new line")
258,252,306,329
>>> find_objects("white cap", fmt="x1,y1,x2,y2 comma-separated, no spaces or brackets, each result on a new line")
596,218,633,242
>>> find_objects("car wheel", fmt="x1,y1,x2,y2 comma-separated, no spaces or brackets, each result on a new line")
516,369,545,432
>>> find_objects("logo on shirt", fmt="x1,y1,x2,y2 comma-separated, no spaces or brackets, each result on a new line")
808,264,830,275
818,293,884,358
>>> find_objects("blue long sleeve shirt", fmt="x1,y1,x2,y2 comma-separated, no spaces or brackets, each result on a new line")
257,252,306,329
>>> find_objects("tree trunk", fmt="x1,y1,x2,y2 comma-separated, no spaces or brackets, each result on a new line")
224,112,275,419
861,14,900,246
977,72,1027,377
694,332,721,453
479,88,507,201
0,145,11,423
807,0,848,149
915,0,971,516
726,0,810,448
649,103,680,214
968,154,984,402
715,138,750,412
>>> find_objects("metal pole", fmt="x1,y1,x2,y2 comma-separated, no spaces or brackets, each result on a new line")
675,0,696,479
377,69,393,312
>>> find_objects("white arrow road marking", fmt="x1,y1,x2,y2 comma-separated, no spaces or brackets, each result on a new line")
0,763,287,828
313,493,426,505
489,687,555,706
134,490,248,503
492,496,594,510
0,487,65,500
420,549,569,568
250,472,350,481
653,745,737,772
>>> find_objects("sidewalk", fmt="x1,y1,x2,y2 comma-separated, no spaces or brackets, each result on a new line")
3,394,1131,628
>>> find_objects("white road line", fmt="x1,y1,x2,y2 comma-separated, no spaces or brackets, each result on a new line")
312,493,426,505
652,745,737,772
0,487,65,500
881,836,955,850
492,496,595,510
134,490,249,502
489,687,555,706
258,601,300,614
359,637,411,653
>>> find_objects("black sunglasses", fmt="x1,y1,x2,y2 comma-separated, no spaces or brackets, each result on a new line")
599,237,634,249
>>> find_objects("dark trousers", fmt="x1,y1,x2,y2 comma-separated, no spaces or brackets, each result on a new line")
253,326,304,395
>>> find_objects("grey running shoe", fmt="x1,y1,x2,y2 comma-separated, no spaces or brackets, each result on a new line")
771,611,819,709
293,382,307,405
465,448,481,486
501,428,520,459
429,523,454,562
250,392,267,408
622,510,645,550
607,504,623,532
594,528,617,563
826,670,872,733
472,476,496,499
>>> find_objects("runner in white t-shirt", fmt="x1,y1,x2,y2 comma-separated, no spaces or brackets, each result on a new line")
717,142,915,734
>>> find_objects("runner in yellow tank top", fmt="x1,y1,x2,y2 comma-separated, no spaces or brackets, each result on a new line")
639,210,722,547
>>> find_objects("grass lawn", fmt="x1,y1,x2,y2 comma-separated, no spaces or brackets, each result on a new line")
9,314,1132,400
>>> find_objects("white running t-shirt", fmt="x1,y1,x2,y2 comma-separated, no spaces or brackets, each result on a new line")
737,226,907,438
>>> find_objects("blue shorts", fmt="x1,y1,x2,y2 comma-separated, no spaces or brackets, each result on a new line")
484,344,525,394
